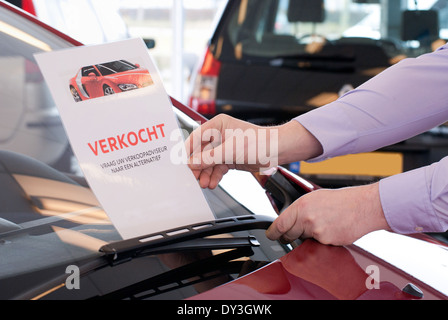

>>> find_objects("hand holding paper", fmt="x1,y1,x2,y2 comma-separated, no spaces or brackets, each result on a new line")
35,38,214,239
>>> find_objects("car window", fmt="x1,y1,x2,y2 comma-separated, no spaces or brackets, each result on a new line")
225,0,376,58
81,66,99,77
96,60,136,75
221,0,446,61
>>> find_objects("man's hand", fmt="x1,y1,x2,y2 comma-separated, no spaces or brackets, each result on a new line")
185,114,322,189
185,115,390,245
266,182,391,246
185,114,266,189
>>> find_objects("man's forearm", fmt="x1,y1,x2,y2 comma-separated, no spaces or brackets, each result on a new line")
276,120,323,165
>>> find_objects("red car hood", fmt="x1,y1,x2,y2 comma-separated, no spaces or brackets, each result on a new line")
190,231,448,300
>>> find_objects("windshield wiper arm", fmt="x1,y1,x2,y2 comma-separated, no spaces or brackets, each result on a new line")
99,215,275,266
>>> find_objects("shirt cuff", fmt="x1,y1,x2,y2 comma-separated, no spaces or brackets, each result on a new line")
293,104,358,162
379,167,443,234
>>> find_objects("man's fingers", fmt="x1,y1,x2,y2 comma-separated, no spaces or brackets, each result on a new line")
188,132,239,170
196,165,229,189
185,126,203,157
266,208,303,242
209,165,229,189
197,167,213,189
185,115,226,156
191,168,201,180
188,144,220,170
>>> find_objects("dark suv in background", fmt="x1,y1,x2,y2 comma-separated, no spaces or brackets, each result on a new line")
188,0,448,187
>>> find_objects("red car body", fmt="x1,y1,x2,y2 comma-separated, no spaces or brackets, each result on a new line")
191,235,448,300
69,60,153,102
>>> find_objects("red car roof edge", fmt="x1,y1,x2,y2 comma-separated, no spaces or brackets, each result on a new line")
0,0,83,47
170,96,208,124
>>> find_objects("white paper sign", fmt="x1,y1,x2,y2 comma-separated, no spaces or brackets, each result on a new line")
35,38,214,239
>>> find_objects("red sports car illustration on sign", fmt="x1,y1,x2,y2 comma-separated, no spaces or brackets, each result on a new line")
69,60,153,102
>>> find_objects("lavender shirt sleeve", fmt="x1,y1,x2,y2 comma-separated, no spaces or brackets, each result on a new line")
293,44,448,234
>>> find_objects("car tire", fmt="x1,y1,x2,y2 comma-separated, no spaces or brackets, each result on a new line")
103,85,115,96
70,86,82,102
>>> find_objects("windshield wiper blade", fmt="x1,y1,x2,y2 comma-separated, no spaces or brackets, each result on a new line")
99,215,274,265
119,235,260,257
91,246,254,300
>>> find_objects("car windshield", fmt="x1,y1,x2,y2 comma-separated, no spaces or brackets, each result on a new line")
96,60,137,76
0,3,281,300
